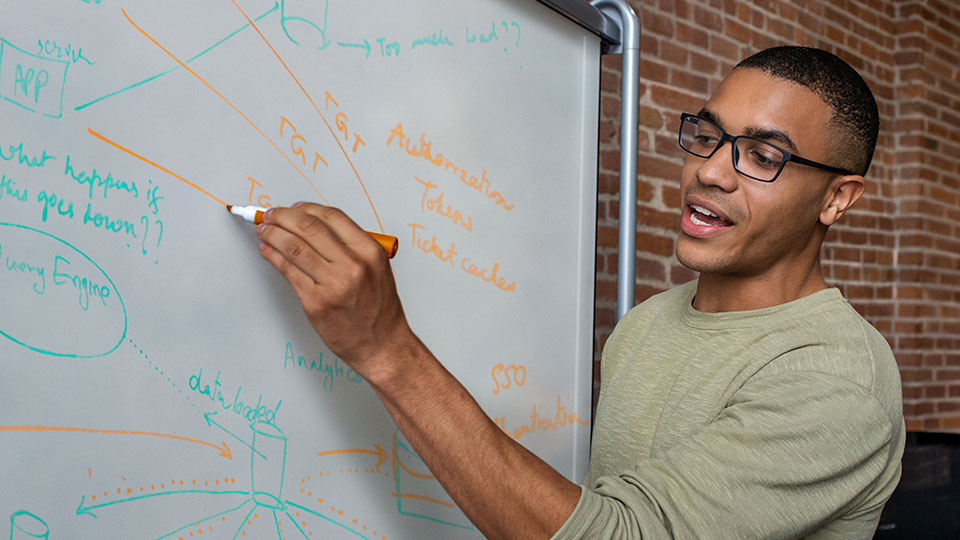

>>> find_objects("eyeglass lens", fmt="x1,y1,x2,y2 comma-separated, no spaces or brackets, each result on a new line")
680,116,786,181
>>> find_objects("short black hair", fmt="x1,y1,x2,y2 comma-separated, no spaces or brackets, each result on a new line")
735,46,879,176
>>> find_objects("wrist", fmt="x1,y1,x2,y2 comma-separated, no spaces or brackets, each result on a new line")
352,322,430,393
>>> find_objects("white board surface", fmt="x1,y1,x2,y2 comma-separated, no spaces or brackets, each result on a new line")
0,1,600,538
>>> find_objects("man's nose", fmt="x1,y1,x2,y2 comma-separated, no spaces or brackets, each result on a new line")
694,140,740,192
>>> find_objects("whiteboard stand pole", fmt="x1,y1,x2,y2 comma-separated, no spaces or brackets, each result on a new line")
591,0,641,321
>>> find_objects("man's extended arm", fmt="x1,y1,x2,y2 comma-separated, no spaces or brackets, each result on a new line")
255,203,581,539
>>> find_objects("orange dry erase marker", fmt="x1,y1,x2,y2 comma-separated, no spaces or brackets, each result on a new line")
226,204,398,258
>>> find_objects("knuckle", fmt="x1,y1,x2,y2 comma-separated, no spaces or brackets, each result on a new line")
322,206,351,228
286,237,307,259
302,294,327,319
360,239,385,262
277,254,297,276
297,213,325,235
342,257,368,284
319,205,343,219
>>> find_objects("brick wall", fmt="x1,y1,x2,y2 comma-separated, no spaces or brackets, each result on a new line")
593,0,960,432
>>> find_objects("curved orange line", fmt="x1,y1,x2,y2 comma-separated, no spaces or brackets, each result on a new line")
88,128,227,207
316,448,378,458
0,424,225,453
227,0,384,233
119,8,329,206
397,455,436,481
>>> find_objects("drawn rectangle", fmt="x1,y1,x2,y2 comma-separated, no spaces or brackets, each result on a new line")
0,39,70,118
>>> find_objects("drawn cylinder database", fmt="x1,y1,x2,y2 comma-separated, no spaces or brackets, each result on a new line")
280,0,331,50
9,511,49,540
250,421,287,509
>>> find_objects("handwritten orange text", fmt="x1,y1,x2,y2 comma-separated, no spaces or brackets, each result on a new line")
387,122,514,211
280,116,329,174
415,176,473,232
491,363,526,395
407,222,517,293
493,396,589,441
247,177,274,208
461,257,516,292
408,222,457,266
324,91,367,154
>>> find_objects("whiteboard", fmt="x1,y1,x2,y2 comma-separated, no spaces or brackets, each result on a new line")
0,0,600,538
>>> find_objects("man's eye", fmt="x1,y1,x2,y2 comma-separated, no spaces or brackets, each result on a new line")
748,150,781,169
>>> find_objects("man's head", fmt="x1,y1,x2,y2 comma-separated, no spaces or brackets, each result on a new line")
675,46,877,282
735,46,879,176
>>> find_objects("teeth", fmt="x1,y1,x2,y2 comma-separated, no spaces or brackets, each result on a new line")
691,205,718,218
690,212,714,227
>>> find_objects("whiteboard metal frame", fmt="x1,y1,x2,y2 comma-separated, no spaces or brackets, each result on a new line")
591,0,641,320
539,0,642,320
536,0,621,45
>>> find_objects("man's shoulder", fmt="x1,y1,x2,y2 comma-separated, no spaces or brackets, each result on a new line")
757,290,902,425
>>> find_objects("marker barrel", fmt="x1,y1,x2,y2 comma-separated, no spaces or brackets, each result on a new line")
368,232,399,258
227,204,398,258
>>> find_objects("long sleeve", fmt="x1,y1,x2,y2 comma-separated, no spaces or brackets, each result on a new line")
552,283,904,539
554,371,899,539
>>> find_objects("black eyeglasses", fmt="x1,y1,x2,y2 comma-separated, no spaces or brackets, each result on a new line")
677,113,854,182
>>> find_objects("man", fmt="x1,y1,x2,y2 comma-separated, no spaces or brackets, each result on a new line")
254,46,904,538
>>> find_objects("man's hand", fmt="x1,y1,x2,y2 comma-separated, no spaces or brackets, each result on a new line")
255,202,412,382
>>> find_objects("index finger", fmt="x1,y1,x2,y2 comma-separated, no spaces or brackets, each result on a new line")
260,204,350,264
290,203,387,261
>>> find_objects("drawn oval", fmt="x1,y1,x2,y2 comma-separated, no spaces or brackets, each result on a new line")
0,222,127,358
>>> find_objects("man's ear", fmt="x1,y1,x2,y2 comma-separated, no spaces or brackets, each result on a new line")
820,175,865,226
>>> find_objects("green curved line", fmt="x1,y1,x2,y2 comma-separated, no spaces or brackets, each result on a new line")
10,510,49,536
0,221,127,358
80,489,249,516
280,0,331,50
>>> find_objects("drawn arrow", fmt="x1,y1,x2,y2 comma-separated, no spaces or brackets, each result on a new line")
76,488,248,518
203,412,267,460
317,444,388,470
336,39,371,59
0,425,231,460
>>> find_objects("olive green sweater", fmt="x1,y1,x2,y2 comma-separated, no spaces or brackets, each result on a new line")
554,281,904,539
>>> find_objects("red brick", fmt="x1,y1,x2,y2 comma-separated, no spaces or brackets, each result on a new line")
693,6,724,31
709,34,740,62
637,231,676,257
639,154,684,181
939,416,960,431
675,22,710,48
637,206,681,231
636,255,667,281
638,105,664,129
660,41,689,65
690,51,720,74
724,18,752,43
670,69,710,94
662,184,682,208
641,58,670,85
640,6,676,38
937,370,960,382
650,85,706,113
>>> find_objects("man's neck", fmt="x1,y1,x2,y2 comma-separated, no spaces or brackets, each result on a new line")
693,263,830,313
